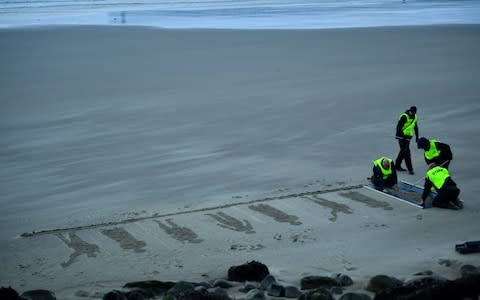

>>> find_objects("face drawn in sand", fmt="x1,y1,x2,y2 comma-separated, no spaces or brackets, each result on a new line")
55,232,100,268
153,219,203,243
304,195,353,222
205,211,255,234
101,227,146,253
248,204,302,225
340,191,393,210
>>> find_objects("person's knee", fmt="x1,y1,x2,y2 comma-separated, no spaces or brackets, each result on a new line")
433,200,449,208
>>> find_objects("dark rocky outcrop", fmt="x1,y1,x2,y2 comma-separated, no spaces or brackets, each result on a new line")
298,287,335,300
3,262,479,300
0,287,23,300
365,275,403,293
333,273,354,287
123,280,175,297
103,290,127,300
227,261,269,282
373,273,480,300
300,275,341,290
21,290,56,300
339,292,372,300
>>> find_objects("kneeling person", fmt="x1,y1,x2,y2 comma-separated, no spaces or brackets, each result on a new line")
422,163,462,209
371,157,398,192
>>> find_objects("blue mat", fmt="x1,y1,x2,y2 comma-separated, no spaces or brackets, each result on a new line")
364,180,434,209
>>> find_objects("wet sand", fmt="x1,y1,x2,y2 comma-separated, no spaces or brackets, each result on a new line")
1,25,480,298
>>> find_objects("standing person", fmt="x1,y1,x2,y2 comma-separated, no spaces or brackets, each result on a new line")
371,157,398,192
421,163,462,209
395,106,419,175
417,137,453,169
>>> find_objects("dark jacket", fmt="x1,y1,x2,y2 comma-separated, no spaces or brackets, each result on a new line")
372,164,398,189
424,141,453,165
422,176,457,201
396,110,419,140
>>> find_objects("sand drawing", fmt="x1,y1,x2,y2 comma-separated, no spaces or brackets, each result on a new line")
205,211,255,234
101,227,146,253
339,191,393,210
55,232,100,268
21,184,363,237
304,195,353,222
248,204,302,225
154,218,203,243
230,244,265,251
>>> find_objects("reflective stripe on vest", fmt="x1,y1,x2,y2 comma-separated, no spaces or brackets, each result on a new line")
424,140,441,160
400,113,417,137
373,157,393,180
426,166,449,190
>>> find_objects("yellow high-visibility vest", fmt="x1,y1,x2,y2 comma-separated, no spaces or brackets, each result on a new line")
400,113,417,137
424,139,441,160
373,157,393,180
426,166,449,190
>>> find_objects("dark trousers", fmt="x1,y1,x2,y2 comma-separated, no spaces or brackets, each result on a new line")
371,174,395,190
433,185,460,208
395,138,413,171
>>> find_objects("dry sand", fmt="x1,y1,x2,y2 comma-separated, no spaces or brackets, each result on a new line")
1,25,480,299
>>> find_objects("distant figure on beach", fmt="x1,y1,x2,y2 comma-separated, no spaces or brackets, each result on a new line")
422,163,462,209
417,137,453,169
371,157,398,192
395,106,418,175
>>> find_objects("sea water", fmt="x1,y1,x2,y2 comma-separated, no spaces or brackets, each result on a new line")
0,0,479,28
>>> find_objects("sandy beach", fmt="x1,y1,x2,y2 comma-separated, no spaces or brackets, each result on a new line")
1,25,480,299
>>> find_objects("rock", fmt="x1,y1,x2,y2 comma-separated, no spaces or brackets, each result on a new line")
123,280,175,296
239,283,257,293
460,264,480,277
404,274,447,288
300,276,341,290
212,279,235,289
333,273,354,286
0,287,22,300
339,292,371,300
267,283,285,297
161,282,231,300
329,286,344,295
124,290,145,300
21,290,56,300
207,287,230,297
259,274,277,290
196,281,213,289
244,288,266,300
365,274,402,293
103,290,127,300
298,287,335,300
179,289,232,300
227,261,269,282
164,281,195,299
373,274,480,300
413,270,433,276
284,285,302,298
